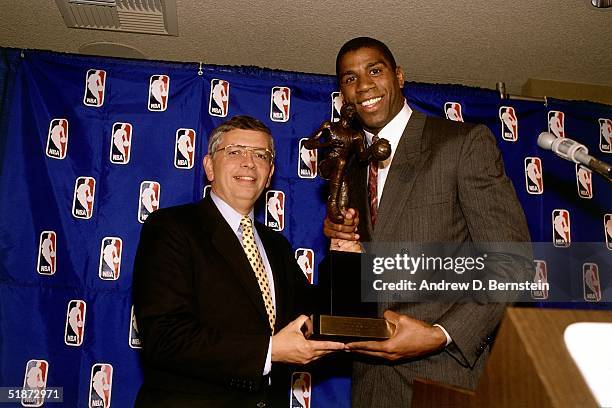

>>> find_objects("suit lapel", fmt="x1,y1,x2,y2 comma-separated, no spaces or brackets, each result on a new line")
196,198,269,326
374,109,430,240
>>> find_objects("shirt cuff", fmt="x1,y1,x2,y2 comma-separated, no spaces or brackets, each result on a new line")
263,337,272,375
433,324,452,347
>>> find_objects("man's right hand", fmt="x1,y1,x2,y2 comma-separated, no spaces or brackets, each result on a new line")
271,315,346,365
323,208,360,241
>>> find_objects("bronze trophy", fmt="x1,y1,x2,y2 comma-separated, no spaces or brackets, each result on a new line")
304,103,394,341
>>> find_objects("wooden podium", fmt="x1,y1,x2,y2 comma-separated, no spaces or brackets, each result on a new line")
412,307,612,408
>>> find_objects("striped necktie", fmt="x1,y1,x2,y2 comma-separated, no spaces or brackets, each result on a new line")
240,216,275,332
368,135,380,227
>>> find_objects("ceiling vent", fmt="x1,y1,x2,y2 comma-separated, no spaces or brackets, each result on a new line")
55,0,178,36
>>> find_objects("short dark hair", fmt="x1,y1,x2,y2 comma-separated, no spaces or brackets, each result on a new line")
207,115,274,156
336,37,397,78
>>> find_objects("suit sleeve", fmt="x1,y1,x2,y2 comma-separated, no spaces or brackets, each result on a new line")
435,124,532,367
132,211,270,389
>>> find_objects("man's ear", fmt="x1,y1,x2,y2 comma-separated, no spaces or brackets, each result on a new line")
266,164,275,188
203,155,214,182
395,66,405,89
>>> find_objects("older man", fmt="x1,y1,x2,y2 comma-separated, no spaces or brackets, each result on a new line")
133,115,344,407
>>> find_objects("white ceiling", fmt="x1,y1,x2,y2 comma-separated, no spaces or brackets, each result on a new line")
1,0,611,95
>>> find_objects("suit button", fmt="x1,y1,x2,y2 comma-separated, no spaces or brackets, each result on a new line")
257,402,266,408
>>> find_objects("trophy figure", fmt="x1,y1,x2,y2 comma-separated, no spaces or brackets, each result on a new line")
304,103,391,223
304,103,394,341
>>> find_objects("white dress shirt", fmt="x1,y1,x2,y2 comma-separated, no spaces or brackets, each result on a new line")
210,191,276,373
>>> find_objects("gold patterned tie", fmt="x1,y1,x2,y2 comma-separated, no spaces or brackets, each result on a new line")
240,215,275,332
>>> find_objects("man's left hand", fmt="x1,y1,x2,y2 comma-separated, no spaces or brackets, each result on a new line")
346,310,447,361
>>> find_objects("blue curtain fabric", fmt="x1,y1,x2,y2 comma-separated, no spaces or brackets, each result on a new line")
0,48,610,407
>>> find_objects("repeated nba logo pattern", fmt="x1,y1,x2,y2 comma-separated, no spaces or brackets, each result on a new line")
174,128,196,169
444,102,463,122
209,79,229,117
22,359,49,407
531,260,548,300
148,75,169,111
72,177,96,219
270,86,291,122
295,248,315,284
109,122,132,164
83,69,106,107
65,300,86,347
499,106,518,142
138,181,160,223
575,164,593,199
291,372,312,408
298,138,317,179
37,231,56,275
99,237,122,281
548,110,565,138
600,118,612,153
524,157,543,195
583,263,601,302
89,363,113,408
552,209,571,247
129,305,142,349
331,92,342,122
46,118,68,159
265,190,285,231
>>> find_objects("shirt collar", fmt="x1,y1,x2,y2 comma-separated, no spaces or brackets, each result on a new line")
210,190,254,234
364,100,412,147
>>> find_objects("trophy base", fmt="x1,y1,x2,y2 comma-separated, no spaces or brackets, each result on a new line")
312,314,394,342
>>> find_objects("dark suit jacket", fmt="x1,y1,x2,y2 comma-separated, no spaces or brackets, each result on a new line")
349,109,531,407
132,196,311,407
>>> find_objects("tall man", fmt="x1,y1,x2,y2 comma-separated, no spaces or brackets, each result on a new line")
133,116,345,407
325,37,531,407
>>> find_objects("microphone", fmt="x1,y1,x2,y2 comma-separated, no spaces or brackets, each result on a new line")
537,132,611,182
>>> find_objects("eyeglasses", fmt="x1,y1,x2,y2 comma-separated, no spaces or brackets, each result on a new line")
214,144,274,164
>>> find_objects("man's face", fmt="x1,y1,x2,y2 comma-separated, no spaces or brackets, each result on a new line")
338,47,405,134
203,129,274,214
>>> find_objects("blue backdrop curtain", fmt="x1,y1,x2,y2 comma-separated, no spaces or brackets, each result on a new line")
0,48,610,407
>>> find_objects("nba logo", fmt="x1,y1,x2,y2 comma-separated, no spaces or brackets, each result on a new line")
604,214,612,250
583,263,601,302
599,118,611,153
37,231,56,275
531,260,548,300
89,363,113,408
524,157,543,194
109,122,132,164
298,138,317,179
72,176,96,219
203,184,211,198
22,359,49,407
552,209,571,247
265,190,285,231
331,92,342,122
65,299,86,346
129,305,142,349
548,111,565,138
270,86,291,122
83,69,106,107
576,164,593,199
138,181,160,223
290,372,312,408
99,237,122,281
46,118,68,159
174,128,196,169
499,106,518,142
295,248,315,284
148,74,169,111
209,79,229,117
444,102,463,122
